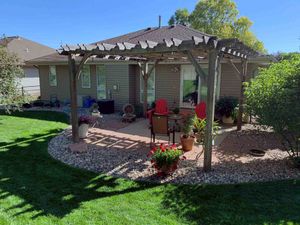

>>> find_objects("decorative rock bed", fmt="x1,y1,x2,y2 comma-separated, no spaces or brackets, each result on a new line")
48,126,300,185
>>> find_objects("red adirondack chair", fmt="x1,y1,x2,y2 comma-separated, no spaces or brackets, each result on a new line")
195,101,206,119
147,99,170,124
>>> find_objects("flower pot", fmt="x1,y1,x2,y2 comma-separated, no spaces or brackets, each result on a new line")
180,135,195,152
242,113,250,123
194,132,204,144
157,161,178,175
222,116,234,124
78,123,89,138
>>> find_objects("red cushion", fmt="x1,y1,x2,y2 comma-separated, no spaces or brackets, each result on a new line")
195,101,206,119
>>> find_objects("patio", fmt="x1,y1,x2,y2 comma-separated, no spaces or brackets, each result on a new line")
48,115,300,184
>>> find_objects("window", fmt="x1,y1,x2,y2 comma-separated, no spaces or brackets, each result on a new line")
96,65,107,99
140,65,155,104
81,65,91,88
180,65,208,108
49,65,57,86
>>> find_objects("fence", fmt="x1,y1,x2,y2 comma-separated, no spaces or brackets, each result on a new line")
19,85,40,97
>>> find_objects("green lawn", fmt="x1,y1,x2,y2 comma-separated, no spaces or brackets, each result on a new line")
0,111,300,225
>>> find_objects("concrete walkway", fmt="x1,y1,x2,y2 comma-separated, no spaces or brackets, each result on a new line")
117,118,234,146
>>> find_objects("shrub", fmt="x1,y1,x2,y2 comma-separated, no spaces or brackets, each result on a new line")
245,53,300,165
215,96,238,118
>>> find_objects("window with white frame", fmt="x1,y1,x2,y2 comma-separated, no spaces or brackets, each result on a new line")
49,65,57,86
81,65,91,88
96,65,107,99
140,65,155,104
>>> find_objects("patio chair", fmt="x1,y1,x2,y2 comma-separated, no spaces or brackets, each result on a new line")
195,101,206,119
147,99,171,124
150,114,175,144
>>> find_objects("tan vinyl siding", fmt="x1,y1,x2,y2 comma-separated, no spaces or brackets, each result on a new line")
220,63,257,98
39,65,70,101
155,64,181,108
106,64,130,111
128,65,137,105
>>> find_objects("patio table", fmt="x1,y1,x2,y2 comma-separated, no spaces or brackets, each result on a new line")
168,113,183,134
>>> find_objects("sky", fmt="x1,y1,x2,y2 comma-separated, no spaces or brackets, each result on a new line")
1,0,299,53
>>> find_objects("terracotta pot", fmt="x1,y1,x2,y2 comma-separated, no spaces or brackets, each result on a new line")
180,135,195,152
79,123,89,138
222,115,234,124
157,161,178,175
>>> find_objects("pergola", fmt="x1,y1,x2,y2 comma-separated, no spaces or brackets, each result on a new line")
58,33,257,171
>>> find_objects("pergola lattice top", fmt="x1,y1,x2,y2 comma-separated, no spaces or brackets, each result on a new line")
58,25,257,61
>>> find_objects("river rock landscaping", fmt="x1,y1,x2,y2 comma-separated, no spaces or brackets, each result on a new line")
48,125,300,185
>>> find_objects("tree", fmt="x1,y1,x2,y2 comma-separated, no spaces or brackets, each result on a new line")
168,9,190,26
0,47,24,111
245,53,300,165
169,0,266,53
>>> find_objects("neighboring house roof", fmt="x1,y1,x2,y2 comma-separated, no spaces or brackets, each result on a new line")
27,24,273,64
0,36,55,64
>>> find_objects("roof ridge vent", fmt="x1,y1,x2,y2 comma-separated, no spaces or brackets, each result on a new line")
169,24,176,29
145,27,152,31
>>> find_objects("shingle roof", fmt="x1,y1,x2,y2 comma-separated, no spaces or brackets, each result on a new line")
0,36,17,46
0,36,55,63
95,24,214,45
29,25,217,64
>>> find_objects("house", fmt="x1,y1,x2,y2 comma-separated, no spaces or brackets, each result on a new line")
0,36,55,95
27,24,273,111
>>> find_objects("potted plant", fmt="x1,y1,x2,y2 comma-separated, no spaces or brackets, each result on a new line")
90,103,100,117
180,115,195,151
193,115,220,144
215,96,238,124
78,115,92,138
172,107,180,115
148,143,186,176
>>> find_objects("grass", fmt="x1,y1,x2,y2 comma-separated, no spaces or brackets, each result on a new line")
0,110,300,225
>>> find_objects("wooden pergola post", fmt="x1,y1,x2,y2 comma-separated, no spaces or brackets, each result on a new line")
237,59,248,131
68,53,79,143
68,53,92,143
203,49,219,172
138,60,159,117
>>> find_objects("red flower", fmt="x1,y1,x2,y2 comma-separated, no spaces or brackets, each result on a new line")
182,156,187,160
157,172,163,177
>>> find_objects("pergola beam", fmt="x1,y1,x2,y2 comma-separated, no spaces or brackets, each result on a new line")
185,50,207,83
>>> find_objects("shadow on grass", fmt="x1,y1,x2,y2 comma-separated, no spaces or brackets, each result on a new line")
163,181,300,225
0,111,156,219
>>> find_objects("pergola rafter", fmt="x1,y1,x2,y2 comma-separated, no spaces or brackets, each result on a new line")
58,33,257,171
